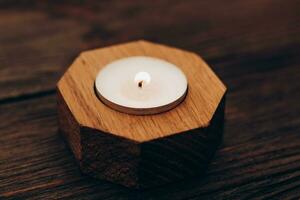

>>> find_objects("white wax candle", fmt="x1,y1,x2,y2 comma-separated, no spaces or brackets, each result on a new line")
95,56,188,115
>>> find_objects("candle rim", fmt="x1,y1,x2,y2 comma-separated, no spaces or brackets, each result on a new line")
95,83,188,115
94,56,188,114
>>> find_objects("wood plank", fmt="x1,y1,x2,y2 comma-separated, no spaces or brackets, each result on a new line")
0,0,300,198
0,59,299,198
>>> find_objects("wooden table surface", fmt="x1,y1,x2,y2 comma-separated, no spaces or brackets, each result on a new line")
0,1,299,199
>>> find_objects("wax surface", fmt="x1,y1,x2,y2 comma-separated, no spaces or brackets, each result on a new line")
95,56,188,114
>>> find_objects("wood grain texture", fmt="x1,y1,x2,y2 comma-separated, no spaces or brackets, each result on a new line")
0,0,300,199
58,40,226,142
138,96,225,188
57,41,226,188
58,97,225,189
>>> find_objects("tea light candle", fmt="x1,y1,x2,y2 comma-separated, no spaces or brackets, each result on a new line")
95,56,188,115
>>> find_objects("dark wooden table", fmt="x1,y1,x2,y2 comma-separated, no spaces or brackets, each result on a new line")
0,1,299,199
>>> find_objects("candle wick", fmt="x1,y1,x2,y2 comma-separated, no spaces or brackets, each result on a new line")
138,80,143,88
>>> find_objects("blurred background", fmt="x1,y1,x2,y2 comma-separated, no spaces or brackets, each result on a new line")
0,1,299,199
0,1,299,100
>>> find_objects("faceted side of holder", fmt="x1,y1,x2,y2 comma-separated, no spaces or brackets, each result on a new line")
138,96,225,188
58,87,225,188
58,89,140,188
80,127,140,188
57,90,82,161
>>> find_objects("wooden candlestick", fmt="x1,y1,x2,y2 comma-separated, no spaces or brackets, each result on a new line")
57,40,226,189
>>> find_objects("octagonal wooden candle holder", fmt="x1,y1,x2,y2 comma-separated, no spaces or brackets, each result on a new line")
57,40,226,189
